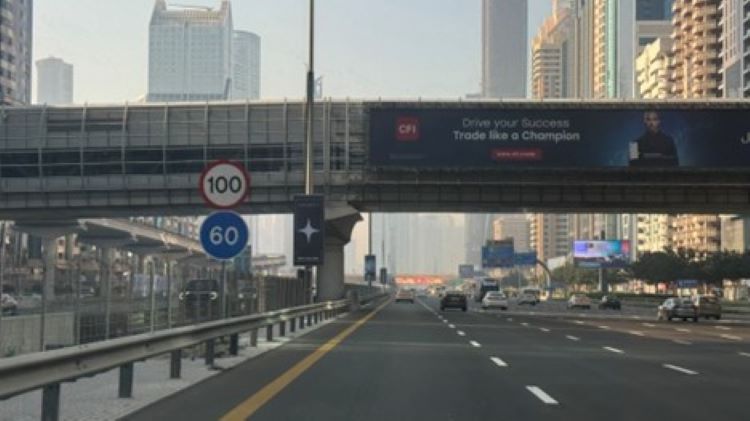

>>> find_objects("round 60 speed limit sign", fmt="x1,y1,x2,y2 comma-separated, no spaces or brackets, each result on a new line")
199,161,250,208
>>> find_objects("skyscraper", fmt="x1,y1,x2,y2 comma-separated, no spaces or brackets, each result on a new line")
636,0,672,20
232,30,261,100
720,0,743,97
493,215,531,252
531,3,574,99
635,37,673,98
0,0,33,106
36,57,74,105
671,0,722,98
147,0,234,102
481,0,528,98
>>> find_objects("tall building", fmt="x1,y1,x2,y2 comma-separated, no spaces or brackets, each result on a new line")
147,0,234,102
720,0,743,97
36,57,74,105
591,0,637,99
635,37,673,98
492,215,531,252
465,214,493,268
721,215,750,252
671,0,722,98
637,0,673,20
636,214,673,253
531,3,574,98
672,215,721,254
232,30,261,100
743,0,750,96
481,0,528,98
530,214,570,264
0,0,33,105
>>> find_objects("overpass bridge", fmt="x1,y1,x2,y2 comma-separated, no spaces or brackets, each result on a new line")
2,100,750,298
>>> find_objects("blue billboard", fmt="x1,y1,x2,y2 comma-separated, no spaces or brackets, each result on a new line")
370,106,750,168
574,240,631,269
513,252,538,266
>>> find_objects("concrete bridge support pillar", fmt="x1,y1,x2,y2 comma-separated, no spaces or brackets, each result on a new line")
317,205,362,302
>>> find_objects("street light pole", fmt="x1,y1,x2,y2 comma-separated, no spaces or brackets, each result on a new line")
303,0,316,302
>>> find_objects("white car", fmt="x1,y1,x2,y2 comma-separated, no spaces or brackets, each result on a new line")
1,293,18,316
517,293,538,306
481,291,509,310
568,294,592,309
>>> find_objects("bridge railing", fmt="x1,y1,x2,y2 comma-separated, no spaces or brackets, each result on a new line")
0,292,389,421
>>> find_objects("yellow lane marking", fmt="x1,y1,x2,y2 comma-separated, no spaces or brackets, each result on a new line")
220,299,391,421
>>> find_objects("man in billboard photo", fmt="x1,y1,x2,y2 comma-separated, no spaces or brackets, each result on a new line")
629,111,679,167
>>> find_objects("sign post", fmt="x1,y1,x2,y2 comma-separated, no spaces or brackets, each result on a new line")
199,161,251,319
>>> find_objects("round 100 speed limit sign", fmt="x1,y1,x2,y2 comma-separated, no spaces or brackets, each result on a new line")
200,161,250,209
200,211,249,261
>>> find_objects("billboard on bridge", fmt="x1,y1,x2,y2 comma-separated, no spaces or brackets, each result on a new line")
370,106,750,168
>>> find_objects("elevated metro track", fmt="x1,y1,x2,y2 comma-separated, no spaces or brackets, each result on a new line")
1,100,750,218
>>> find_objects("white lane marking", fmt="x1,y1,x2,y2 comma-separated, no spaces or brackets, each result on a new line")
631,315,642,320
539,328,551,333
738,352,750,358
715,326,731,331
642,323,656,328
598,325,610,330
574,320,585,325
448,324,456,329
629,331,645,337
578,313,586,317
676,328,691,333
526,386,559,405
673,339,692,345
663,364,698,375
470,341,481,348
721,334,742,341
603,346,625,354
521,322,530,327
442,320,448,324
508,318,514,322
491,357,508,367
566,335,580,341
457,331,466,336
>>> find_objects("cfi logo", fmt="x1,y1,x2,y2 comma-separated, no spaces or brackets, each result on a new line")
395,117,420,141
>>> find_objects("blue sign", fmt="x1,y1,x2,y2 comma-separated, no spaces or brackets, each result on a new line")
482,243,514,268
370,106,750,169
514,252,538,266
200,211,249,261
677,279,699,288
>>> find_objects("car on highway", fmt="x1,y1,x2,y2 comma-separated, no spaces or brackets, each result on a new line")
179,279,220,321
440,292,467,312
1,293,18,316
567,294,592,309
598,295,621,310
395,289,416,303
481,291,508,310
657,297,698,322
517,293,539,306
693,295,721,320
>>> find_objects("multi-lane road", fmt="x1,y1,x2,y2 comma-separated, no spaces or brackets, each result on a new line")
124,296,750,421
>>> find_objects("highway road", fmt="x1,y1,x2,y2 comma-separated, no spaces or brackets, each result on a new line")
124,296,750,421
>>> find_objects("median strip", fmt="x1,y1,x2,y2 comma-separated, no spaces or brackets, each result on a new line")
526,386,559,405
603,346,625,354
491,357,508,367
663,364,698,375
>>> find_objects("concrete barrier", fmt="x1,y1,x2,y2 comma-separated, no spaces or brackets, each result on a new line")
0,313,75,357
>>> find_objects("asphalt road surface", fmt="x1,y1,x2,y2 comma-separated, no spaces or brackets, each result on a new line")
124,297,750,421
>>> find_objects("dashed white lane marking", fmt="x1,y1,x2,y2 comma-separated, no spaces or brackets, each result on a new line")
457,331,466,336
739,352,750,358
631,315,642,320
448,324,456,329
642,323,656,328
663,364,698,375
539,328,551,333
508,318,514,322
491,357,508,367
442,320,448,324
574,321,585,325
566,335,580,341
526,386,559,405
721,334,742,341
629,331,645,337
603,346,625,354
521,322,530,327
715,326,731,331
673,339,692,345
598,325,610,330
676,328,691,333
470,341,481,348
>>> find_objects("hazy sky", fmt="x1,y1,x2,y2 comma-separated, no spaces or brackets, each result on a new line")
34,0,551,104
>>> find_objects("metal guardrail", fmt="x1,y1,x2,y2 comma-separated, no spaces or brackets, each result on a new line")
0,292,388,421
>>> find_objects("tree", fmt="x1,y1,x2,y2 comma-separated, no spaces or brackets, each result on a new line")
551,263,598,289
630,251,685,285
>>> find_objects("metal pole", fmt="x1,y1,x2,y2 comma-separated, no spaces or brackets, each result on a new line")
74,261,81,345
149,262,156,333
221,260,227,319
368,213,373,290
303,0,316,304
0,222,5,354
166,261,172,328
104,250,112,340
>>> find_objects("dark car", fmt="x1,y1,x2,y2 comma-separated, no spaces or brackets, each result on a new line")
658,297,698,322
598,296,621,310
179,279,221,321
440,292,467,312
693,295,722,320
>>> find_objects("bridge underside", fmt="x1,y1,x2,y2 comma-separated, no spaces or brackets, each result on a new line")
3,170,750,219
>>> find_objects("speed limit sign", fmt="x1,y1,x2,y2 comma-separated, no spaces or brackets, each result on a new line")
199,161,250,209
